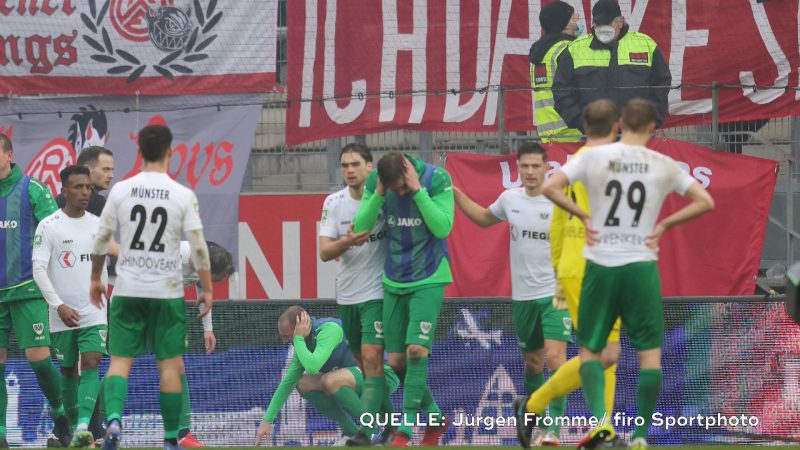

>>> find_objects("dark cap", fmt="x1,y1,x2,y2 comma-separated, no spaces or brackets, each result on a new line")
592,0,622,25
540,1,575,34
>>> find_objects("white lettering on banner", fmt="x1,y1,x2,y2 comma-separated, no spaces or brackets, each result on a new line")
483,0,537,125
443,0,490,123
668,0,711,115
615,0,651,32
237,222,300,299
739,0,789,105
324,0,367,123
380,0,428,124
675,161,712,188
316,221,337,298
299,0,319,128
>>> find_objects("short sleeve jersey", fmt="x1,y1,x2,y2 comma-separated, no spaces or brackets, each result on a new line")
32,210,108,332
98,172,203,298
319,187,386,305
488,188,555,300
560,143,696,267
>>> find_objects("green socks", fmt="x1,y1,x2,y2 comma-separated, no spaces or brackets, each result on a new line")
179,373,191,432
400,356,430,438
77,369,100,427
579,360,606,421
546,370,566,434
160,391,182,439
104,375,128,422
30,357,64,416
303,391,359,436
361,376,385,433
524,372,544,397
333,386,365,422
633,369,662,440
61,373,79,427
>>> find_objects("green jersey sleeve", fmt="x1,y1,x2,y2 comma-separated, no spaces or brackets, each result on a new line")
412,167,454,239
28,179,58,222
292,322,344,375
352,169,384,233
262,354,304,422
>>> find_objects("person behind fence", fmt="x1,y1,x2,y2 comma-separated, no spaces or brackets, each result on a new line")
527,98,714,449
32,165,112,448
453,143,572,446
317,143,394,446
89,124,213,450
352,151,454,447
528,0,582,142
55,146,114,216
514,99,623,448
254,306,399,446
0,133,72,448
552,0,671,134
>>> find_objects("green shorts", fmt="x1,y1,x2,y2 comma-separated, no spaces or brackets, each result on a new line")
578,260,663,352
51,324,108,368
108,296,186,359
0,298,50,349
538,297,573,343
338,299,384,354
512,298,572,352
347,363,400,394
383,284,444,352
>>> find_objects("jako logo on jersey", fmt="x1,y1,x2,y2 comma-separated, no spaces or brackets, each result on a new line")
0,221,19,229
387,216,423,228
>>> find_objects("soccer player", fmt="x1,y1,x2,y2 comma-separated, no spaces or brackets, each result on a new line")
32,166,110,448
0,133,71,448
352,152,452,446
513,100,623,448
89,125,213,450
538,98,714,449
55,146,114,216
254,306,399,446
453,143,571,446
317,144,390,445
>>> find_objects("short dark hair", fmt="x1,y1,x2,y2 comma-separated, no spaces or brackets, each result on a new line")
0,133,11,153
279,306,305,329
137,125,173,162
517,142,547,161
621,98,657,133
207,241,234,279
340,142,372,163
59,165,91,187
583,99,619,138
77,146,113,167
377,152,407,188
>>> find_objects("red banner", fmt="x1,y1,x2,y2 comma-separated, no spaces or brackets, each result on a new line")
445,138,777,297
286,0,800,145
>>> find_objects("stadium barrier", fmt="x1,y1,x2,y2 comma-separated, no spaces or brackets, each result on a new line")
4,296,799,447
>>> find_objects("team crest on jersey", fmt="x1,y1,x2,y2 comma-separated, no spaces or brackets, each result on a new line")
32,323,44,336
540,212,550,220
54,348,64,360
563,317,573,331
99,329,108,344
320,209,328,222
533,64,548,84
419,321,432,335
374,321,383,337
629,52,649,64
34,235,43,247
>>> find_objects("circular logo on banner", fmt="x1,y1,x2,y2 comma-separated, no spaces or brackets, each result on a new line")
25,138,76,197
110,0,172,42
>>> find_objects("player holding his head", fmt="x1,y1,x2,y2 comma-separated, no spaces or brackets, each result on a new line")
0,133,71,448
352,151,453,446
90,125,213,450
318,143,392,445
454,143,571,445
255,306,399,446
534,99,714,449
32,166,111,448
513,99,623,448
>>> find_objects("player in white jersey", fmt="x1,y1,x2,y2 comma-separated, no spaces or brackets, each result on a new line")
454,143,571,445
32,166,109,448
540,99,714,449
89,125,213,450
318,143,391,445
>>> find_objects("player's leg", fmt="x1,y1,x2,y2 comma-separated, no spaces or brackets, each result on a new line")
322,367,364,423
70,325,107,447
602,320,622,416
51,330,79,429
540,297,572,444
0,305,11,447
619,262,663,447
102,296,149,450
338,304,363,367
297,374,359,437
176,364,204,448
382,289,408,443
512,300,546,397
14,299,70,446
151,298,188,449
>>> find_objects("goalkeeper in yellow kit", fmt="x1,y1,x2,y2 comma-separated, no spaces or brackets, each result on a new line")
514,99,623,448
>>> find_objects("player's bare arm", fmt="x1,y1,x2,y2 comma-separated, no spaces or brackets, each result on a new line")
453,186,502,227
89,227,113,308
187,229,213,319
646,182,715,250
319,226,370,262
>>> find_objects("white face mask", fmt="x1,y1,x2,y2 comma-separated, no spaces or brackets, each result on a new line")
574,20,584,37
594,25,616,44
